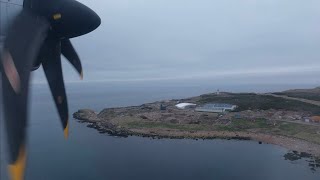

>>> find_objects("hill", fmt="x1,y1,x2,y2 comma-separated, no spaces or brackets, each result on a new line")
273,87,320,101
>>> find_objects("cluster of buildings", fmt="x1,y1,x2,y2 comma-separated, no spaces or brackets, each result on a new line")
305,116,320,123
174,89,239,113
175,103,237,113
174,102,320,124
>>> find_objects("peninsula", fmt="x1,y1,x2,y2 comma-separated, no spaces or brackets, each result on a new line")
73,87,320,158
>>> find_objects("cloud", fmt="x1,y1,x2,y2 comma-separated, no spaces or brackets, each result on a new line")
31,0,320,86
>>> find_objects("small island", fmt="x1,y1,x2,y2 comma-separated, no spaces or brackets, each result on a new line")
73,87,320,158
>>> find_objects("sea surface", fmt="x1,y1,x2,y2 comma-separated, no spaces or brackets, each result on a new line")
1,82,320,180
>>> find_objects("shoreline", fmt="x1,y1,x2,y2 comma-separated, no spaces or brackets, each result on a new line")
75,118,320,158
73,90,320,159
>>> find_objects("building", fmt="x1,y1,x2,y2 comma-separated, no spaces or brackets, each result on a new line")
175,103,197,109
311,116,320,123
195,103,237,113
160,104,166,110
304,118,310,123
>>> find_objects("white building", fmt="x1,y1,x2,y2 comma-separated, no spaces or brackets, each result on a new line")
175,103,197,109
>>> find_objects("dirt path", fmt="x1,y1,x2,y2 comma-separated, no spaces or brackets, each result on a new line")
264,93,320,106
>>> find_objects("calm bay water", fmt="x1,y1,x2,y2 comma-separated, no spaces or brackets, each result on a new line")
1,82,320,180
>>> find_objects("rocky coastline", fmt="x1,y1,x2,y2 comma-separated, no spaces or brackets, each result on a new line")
73,91,320,160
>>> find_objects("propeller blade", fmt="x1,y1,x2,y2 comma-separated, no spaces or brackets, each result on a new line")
42,38,69,139
0,10,48,180
61,39,83,79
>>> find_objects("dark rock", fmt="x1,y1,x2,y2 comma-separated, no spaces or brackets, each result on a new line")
300,152,312,158
284,151,320,171
231,137,251,140
169,118,178,124
140,115,148,119
189,121,200,124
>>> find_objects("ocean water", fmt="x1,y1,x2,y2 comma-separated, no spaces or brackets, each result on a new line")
1,82,320,180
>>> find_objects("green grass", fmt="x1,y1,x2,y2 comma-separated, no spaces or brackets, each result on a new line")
125,118,320,144
275,123,320,144
217,119,320,144
216,119,270,131
124,119,270,132
278,123,304,135
197,93,320,114
124,121,213,131
241,122,320,144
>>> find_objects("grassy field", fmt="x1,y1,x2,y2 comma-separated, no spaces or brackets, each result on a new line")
217,119,320,144
124,120,213,132
116,117,320,144
197,93,320,115
215,119,269,131
275,122,320,144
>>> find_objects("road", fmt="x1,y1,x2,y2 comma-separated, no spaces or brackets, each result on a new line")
264,93,320,107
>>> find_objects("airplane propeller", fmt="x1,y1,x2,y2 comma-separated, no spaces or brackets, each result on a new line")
0,0,100,179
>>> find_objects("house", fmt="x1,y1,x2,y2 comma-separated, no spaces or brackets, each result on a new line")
311,116,320,123
160,104,166,110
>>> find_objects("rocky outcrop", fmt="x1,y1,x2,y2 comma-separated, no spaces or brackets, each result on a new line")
73,109,132,137
73,109,100,122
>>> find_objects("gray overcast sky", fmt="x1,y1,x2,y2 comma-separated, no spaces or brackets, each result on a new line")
32,0,320,85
